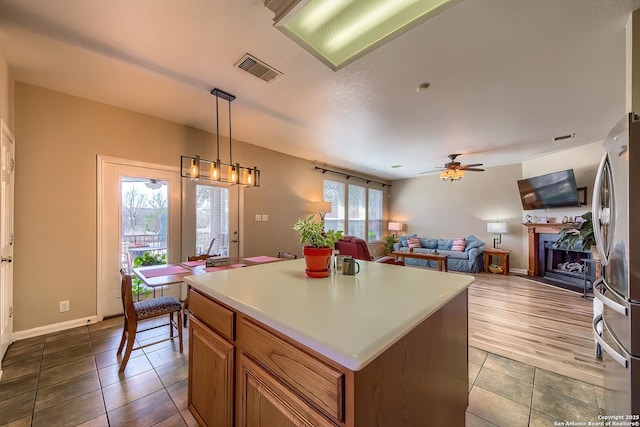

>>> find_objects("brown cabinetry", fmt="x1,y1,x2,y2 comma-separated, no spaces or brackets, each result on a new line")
237,353,335,427
188,286,468,426
188,292,235,427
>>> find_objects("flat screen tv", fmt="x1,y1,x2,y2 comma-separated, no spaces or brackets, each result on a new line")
517,169,581,210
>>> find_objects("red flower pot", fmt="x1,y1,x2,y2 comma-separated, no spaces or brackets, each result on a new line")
303,246,332,277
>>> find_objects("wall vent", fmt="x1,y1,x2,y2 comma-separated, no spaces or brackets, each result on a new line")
235,53,282,83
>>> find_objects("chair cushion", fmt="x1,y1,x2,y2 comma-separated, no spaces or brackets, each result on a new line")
134,296,182,320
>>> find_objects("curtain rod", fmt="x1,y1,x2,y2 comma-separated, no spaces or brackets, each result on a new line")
314,166,390,187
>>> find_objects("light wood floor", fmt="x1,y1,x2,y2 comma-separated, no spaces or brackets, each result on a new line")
468,273,604,387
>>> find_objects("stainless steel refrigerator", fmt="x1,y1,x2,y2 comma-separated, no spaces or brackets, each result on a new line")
593,112,640,415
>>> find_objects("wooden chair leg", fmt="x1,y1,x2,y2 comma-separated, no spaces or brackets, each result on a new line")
119,325,137,372
117,327,127,355
177,310,183,353
170,312,174,338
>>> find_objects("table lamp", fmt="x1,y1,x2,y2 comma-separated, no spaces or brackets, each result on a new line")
388,222,403,238
487,222,507,248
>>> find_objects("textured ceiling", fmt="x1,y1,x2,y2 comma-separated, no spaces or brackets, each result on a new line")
1,0,639,179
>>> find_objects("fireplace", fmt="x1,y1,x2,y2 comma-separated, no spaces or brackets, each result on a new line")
538,233,590,290
522,222,594,292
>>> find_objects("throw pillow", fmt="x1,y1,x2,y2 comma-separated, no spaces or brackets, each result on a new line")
419,238,438,249
437,239,453,250
451,238,467,252
407,237,422,249
465,234,485,251
399,234,418,247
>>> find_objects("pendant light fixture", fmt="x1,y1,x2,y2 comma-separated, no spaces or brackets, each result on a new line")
180,88,260,187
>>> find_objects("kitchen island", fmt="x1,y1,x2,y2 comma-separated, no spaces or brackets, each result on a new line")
184,258,473,426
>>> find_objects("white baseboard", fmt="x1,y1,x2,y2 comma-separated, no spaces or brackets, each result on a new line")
12,316,99,341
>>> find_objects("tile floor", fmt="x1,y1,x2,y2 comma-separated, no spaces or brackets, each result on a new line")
0,316,195,426
466,347,606,426
0,317,606,426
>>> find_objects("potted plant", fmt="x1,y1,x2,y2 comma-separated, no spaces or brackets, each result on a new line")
384,235,397,255
293,215,343,277
553,212,598,258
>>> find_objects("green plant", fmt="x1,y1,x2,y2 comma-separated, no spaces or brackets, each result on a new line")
553,212,595,251
131,251,166,300
293,215,344,248
384,235,396,255
133,251,166,267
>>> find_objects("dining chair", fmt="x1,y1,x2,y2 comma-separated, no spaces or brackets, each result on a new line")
117,269,183,372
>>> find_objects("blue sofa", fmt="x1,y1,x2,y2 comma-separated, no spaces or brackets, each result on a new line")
393,235,485,273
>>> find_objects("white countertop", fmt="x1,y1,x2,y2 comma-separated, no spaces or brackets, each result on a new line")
184,258,473,371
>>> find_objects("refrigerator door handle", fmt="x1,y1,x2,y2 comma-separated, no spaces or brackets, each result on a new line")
593,314,629,368
593,278,628,316
592,152,609,266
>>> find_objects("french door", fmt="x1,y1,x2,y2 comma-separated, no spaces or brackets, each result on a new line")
97,157,181,318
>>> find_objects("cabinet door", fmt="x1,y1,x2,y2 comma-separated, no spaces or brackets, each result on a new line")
189,316,234,427
237,353,334,427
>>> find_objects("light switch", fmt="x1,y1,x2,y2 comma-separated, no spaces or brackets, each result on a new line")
255,214,262,222
261,214,269,221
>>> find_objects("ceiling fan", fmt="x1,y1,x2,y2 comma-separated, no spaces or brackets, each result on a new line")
430,154,485,182
145,179,166,190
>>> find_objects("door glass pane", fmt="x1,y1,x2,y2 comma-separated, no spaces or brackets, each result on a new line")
121,177,168,272
348,184,366,239
368,188,383,242
323,180,345,233
196,184,229,256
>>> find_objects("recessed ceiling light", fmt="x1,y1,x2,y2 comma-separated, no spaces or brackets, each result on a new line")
266,0,461,71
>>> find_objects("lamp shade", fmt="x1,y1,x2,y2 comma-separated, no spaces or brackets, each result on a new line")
487,222,507,234
388,222,403,231
316,201,332,213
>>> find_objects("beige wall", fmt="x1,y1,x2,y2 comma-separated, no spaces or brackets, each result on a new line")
14,82,379,332
390,164,526,270
0,50,13,130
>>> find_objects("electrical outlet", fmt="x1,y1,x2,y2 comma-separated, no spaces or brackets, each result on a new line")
261,214,269,221
59,300,70,312
255,214,262,222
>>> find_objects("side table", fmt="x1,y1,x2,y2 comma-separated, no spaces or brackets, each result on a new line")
484,248,511,275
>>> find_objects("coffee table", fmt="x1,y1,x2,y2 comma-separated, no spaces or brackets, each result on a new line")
392,251,449,272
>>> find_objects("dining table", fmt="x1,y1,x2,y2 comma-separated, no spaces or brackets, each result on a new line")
132,255,285,323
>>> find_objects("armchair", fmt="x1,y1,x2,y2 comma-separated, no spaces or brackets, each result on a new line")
335,236,404,266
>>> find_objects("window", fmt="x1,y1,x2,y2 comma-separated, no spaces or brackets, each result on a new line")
348,185,366,239
120,177,168,271
323,180,384,242
195,184,229,256
323,180,345,233
368,188,383,241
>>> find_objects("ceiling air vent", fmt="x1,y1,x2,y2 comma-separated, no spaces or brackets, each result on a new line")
235,53,282,83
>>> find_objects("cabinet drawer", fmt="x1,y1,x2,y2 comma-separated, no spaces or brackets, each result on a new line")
189,289,234,341
237,317,344,422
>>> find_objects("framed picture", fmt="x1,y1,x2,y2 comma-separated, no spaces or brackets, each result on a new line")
536,216,548,223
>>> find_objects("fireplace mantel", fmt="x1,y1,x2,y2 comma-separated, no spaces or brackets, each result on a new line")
522,222,577,276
